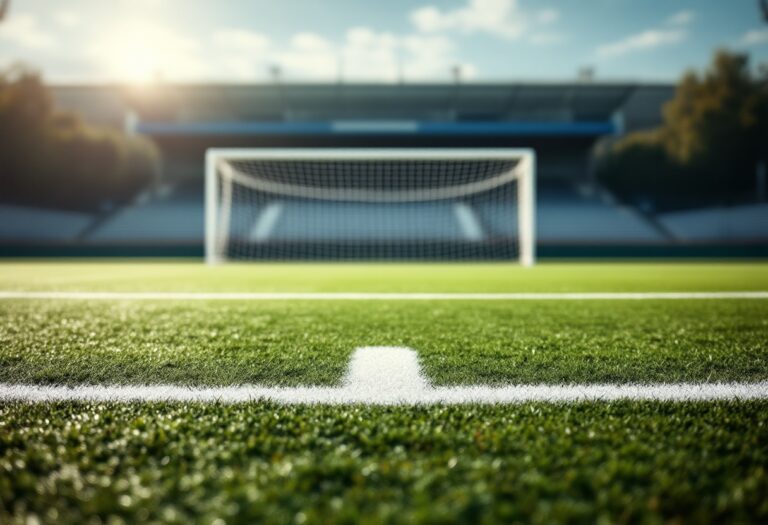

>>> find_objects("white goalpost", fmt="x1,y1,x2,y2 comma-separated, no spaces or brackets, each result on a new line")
205,148,535,265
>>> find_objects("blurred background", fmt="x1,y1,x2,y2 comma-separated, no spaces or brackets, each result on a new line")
1,0,767,258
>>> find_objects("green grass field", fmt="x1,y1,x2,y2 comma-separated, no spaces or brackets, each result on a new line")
1,261,767,524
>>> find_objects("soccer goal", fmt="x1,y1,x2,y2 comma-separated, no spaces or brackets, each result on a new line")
205,148,535,265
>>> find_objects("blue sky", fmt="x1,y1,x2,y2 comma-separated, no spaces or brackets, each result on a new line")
1,0,767,84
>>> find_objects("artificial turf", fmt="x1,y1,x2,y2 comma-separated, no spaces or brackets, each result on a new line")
1,260,767,292
2,402,767,524
1,261,767,524
0,299,767,386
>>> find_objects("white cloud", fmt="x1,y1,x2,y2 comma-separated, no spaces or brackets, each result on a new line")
208,26,475,82
341,28,400,80
401,34,476,80
55,11,81,28
410,0,564,47
213,28,270,52
15,3,475,83
275,32,340,80
91,20,205,82
410,0,526,40
597,28,685,58
739,28,768,46
280,27,476,82
292,32,335,53
0,13,54,49
211,29,272,80
595,10,696,59
536,8,559,25
666,10,695,26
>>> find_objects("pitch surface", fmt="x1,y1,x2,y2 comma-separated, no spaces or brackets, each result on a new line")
1,262,767,524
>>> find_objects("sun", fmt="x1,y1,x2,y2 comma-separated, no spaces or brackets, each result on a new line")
97,21,198,84
114,45,161,84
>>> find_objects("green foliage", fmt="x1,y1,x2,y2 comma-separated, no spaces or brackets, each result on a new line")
597,51,768,210
0,67,158,212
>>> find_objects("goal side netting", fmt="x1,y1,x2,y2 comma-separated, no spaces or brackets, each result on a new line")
205,149,535,265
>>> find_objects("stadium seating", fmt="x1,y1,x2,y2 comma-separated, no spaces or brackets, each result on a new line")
238,201,464,242
8,186,766,249
478,182,664,243
658,204,768,241
87,192,202,243
85,181,664,245
0,204,94,241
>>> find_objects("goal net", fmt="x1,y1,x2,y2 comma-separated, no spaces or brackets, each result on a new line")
206,149,535,265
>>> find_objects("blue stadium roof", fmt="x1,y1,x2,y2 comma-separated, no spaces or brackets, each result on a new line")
135,120,617,137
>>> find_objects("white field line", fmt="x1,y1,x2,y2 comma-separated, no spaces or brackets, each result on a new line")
0,291,766,301
2,347,767,405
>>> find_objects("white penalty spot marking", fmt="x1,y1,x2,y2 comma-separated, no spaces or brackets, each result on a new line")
2,347,767,405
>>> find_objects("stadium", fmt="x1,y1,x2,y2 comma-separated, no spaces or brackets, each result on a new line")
9,80,768,256
1,1,768,524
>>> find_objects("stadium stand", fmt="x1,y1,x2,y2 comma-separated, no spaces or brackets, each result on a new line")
658,204,768,242
87,190,202,243
4,82,764,255
244,201,463,242
478,182,664,244
80,180,663,247
0,204,94,242
535,184,664,243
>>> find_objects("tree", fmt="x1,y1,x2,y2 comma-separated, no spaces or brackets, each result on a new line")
597,51,768,211
0,66,159,211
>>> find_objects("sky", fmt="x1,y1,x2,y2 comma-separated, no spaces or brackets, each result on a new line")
1,0,767,84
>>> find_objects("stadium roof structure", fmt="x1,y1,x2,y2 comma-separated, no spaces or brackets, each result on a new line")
49,81,675,182
51,82,674,140
119,83,659,138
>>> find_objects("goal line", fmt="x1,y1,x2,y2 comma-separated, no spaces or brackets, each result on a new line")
2,347,767,405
